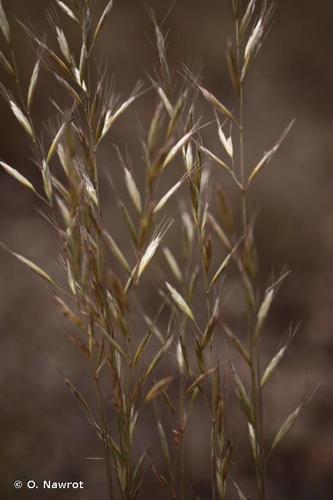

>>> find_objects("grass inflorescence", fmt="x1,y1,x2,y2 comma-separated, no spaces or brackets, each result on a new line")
0,1,310,499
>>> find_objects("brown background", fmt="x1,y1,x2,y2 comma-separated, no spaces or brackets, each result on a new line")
0,0,333,499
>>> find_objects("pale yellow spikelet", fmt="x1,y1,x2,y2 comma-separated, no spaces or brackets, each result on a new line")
153,180,182,214
166,282,194,322
56,27,71,64
218,126,233,159
56,1,79,24
137,235,161,280
47,122,67,165
124,167,142,213
10,101,34,138
0,160,36,193
27,60,40,110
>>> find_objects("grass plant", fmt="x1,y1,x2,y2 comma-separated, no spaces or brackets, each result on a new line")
0,1,309,499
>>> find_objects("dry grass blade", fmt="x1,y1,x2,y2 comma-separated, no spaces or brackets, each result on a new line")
145,376,173,402
165,282,195,322
0,160,37,193
0,242,55,285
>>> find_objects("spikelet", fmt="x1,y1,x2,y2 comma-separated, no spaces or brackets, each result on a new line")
56,1,79,24
137,235,162,281
9,100,34,139
153,180,182,214
0,160,36,193
124,167,142,214
218,126,233,159
27,60,40,110
165,282,194,322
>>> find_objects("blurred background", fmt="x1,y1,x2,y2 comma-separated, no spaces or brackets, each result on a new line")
0,0,333,498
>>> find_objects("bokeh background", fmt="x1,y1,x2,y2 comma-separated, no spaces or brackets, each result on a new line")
0,0,333,499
